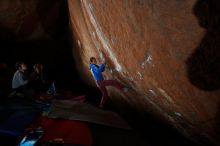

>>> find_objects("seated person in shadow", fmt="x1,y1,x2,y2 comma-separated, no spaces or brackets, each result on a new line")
11,62,51,99
11,61,29,96
29,63,48,95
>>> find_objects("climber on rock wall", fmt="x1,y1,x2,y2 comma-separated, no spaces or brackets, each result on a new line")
89,57,128,108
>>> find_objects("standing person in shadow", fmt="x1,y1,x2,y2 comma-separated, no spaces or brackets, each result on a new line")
89,57,128,108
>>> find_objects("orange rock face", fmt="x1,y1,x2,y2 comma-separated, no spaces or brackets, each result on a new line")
68,0,220,144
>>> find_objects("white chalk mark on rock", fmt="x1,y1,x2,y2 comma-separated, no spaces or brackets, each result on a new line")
77,40,81,48
174,112,182,117
88,3,93,11
92,32,96,38
147,55,153,64
149,89,157,97
141,54,154,69
99,52,104,60
158,88,173,103
136,71,144,80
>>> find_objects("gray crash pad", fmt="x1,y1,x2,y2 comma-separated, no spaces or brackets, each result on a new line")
46,100,131,130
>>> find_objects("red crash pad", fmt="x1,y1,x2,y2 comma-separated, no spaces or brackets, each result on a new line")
27,117,93,146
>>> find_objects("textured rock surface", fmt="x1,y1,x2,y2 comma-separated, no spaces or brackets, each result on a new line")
68,0,220,144
0,0,66,41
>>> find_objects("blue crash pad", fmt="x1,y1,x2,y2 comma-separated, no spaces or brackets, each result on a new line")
0,111,39,136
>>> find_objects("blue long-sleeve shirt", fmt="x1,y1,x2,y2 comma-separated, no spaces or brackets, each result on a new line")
90,63,105,81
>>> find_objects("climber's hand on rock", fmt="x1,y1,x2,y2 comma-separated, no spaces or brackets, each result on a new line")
101,59,106,64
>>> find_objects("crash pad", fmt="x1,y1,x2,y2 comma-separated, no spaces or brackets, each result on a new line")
0,111,39,136
27,117,93,146
47,100,131,130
